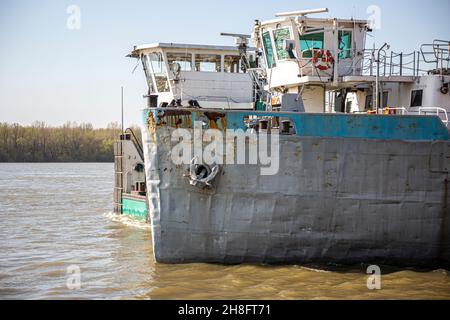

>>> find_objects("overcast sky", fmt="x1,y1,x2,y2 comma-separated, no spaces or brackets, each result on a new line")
1,0,449,128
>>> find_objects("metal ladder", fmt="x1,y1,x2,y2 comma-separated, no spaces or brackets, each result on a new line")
113,139,123,214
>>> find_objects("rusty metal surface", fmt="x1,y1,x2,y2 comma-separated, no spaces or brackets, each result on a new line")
144,107,450,141
141,108,450,266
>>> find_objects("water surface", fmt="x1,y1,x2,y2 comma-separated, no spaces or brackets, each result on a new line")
0,163,449,299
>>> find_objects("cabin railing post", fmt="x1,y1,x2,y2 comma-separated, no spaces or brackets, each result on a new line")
389,52,393,76
416,50,420,76
400,53,403,76
370,50,374,76
413,51,416,76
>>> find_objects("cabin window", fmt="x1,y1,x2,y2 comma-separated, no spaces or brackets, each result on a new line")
273,28,291,60
142,55,156,93
195,54,221,72
224,55,240,73
299,31,324,58
338,30,353,59
411,90,423,107
346,101,353,113
148,52,170,93
262,31,276,67
365,92,389,110
166,52,192,71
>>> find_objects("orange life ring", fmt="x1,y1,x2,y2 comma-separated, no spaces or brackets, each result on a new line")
313,50,335,71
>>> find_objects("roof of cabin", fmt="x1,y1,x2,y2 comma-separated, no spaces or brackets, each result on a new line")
128,42,241,57
260,16,369,27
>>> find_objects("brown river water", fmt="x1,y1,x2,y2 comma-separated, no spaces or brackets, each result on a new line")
0,163,449,300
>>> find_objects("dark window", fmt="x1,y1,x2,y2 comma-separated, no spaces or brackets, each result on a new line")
411,90,423,107
365,94,372,110
345,101,353,113
365,92,389,110
381,92,389,108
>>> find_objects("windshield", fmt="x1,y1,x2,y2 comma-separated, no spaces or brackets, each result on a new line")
143,52,170,93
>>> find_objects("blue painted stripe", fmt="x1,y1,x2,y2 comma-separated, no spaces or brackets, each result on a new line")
142,109,450,141
227,112,450,141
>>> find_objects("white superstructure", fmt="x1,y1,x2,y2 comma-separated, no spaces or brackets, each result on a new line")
129,43,254,109
250,9,450,124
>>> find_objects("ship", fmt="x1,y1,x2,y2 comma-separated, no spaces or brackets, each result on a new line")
114,8,450,266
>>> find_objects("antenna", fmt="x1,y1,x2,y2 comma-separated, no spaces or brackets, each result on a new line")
220,32,251,46
220,32,251,39
275,8,328,17
220,32,251,72
121,86,124,134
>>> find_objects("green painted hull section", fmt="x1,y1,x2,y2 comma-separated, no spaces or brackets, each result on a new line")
122,197,147,220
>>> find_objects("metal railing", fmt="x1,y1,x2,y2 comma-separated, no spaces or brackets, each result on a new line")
382,107,409,115
350,107,450,128
418,107,449,127
125,128,144,161
420,40,450,71
295,48,425,78
361,49,423,77
351,107,408,115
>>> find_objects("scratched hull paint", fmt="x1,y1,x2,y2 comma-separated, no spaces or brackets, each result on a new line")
141,108,450,266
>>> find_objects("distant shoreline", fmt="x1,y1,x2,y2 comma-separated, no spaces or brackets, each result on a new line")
0,122,141,163
0,161,114,163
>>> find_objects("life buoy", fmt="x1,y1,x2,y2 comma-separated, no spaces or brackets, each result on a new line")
312,50,335,71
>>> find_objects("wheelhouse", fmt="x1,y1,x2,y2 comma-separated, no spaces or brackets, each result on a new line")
129,43,254,109
254,15,370,89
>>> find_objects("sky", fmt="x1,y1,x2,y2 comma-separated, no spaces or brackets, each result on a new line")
0,0,449,128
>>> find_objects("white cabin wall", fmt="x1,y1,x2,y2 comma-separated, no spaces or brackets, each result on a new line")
399,83,416,107
268,61,303,89
122,140,145,194
175,71,253,106
399,75,450,110
381,82,400,108
323,28,337,55
345,90,367,112
418,76,449,109
302,86,325,113
352,26,366,75
139,46,254,109
332,23,367,76
156,92,175,105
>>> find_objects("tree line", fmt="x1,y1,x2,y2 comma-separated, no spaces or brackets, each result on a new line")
0,122,141,162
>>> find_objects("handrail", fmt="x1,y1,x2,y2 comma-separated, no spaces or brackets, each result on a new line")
125,127,144,160
351,107,408,115
360,48,422,77
418,107,449,127
382,107,408,115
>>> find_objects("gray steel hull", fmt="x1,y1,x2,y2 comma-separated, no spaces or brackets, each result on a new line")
143,126,450,266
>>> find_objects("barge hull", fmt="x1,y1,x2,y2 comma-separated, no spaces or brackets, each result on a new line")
142,109,450,266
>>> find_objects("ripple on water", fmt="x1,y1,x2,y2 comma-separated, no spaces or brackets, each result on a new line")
0,163,449,300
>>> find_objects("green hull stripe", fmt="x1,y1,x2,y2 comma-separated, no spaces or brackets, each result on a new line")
122,198,147,219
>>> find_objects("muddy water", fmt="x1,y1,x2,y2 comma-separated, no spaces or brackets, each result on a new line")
0,163,449,300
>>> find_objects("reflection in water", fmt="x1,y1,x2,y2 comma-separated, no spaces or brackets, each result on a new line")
0,163,449,300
